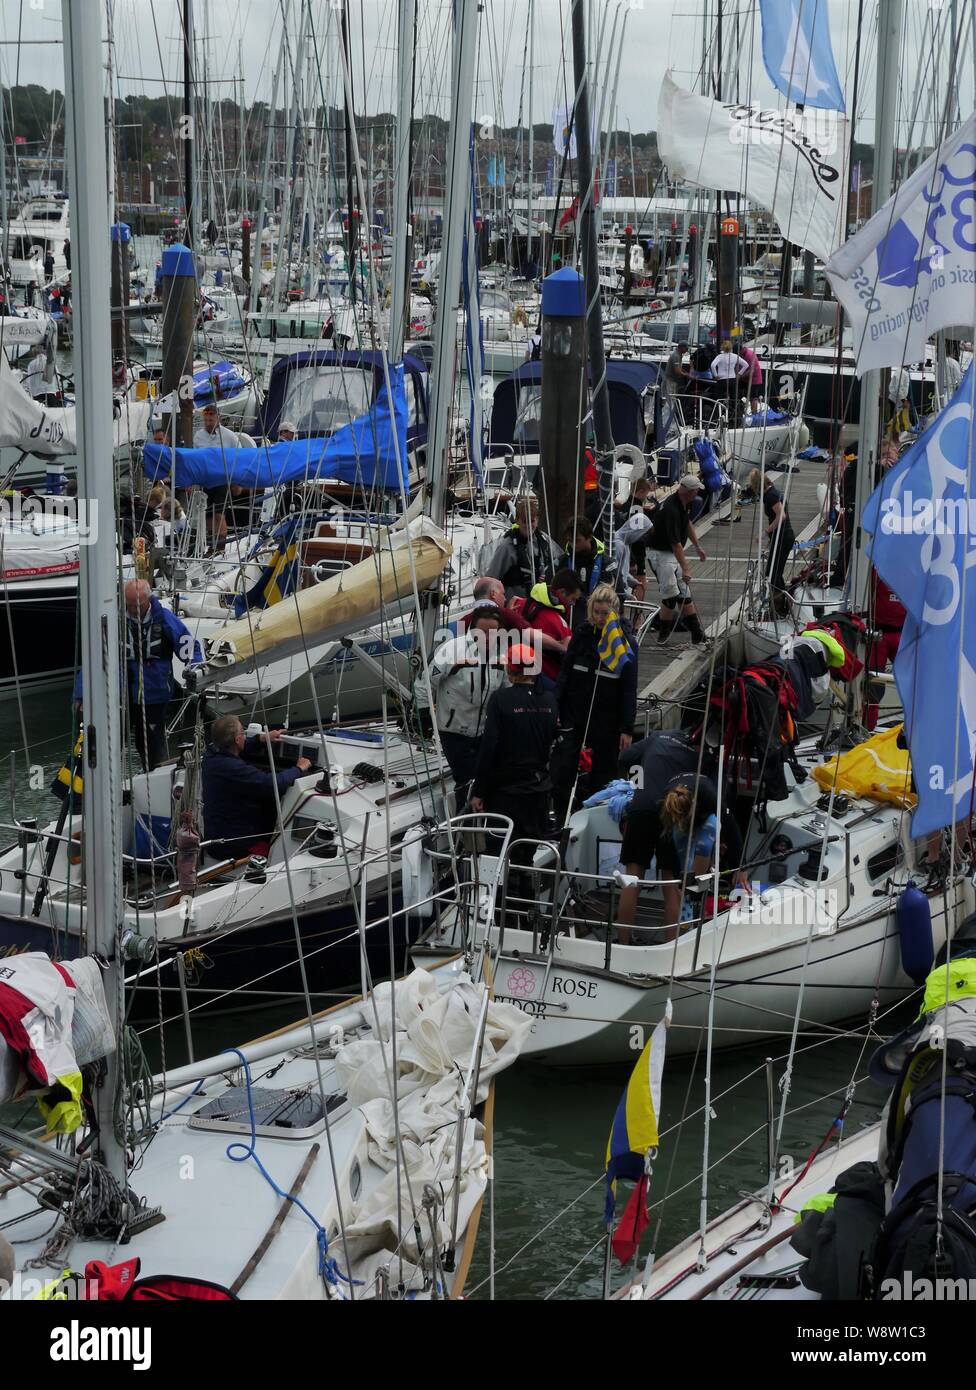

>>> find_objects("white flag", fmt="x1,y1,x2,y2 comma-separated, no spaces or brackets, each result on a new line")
656,71,847,263
552,104,577,161
825,115,976,376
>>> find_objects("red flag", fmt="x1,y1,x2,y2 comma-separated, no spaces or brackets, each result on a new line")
593,165,601,206
14,136,26,145
611,1172,649,1263
558,196,579,229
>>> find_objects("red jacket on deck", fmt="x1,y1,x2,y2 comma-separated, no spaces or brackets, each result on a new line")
872,573,906,631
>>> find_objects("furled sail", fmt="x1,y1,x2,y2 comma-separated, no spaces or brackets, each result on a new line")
143,362,409,491
0,355,152,455
196,517,452,684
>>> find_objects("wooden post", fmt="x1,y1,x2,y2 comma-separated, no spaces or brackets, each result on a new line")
160,242,197,447
540,267,586,543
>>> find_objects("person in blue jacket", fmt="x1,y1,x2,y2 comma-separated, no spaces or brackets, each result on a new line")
202,715,312,860
73,579,202,771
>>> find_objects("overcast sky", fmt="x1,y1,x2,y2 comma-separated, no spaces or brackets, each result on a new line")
1,0,972,147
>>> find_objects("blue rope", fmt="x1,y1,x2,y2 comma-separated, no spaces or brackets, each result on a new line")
221,1047,361,1291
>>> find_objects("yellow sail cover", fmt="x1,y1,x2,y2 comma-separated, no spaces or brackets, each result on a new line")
812,723,915,809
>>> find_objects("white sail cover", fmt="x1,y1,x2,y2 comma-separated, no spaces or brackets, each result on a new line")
825,114,976,375
200,519,453,682
335,969,531,1269
656,71,848,262
0,355,152,456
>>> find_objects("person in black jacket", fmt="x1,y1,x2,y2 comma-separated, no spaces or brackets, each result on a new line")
471,643,558,898
202,715,312,860
750,469,796,601
551,583,637,823
484,496,558,600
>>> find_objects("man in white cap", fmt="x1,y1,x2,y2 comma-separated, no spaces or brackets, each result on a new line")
646,474,708,645
278,420,298,442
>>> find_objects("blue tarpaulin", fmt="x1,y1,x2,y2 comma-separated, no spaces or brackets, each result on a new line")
144,364,409,491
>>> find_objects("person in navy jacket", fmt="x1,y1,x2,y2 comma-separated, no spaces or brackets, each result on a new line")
73,580,202,771
202,715,312,860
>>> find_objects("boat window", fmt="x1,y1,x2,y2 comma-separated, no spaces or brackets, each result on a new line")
867,841,903,880
480,290,510,312
514,384,542,447
278,366,372,436
406,371,421,429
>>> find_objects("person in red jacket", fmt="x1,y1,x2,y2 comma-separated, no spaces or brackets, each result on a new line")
509,569,582,688
865,571,906,730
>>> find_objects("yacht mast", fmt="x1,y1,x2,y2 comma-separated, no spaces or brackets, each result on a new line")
848,0,904,607
571,0,614,545
183,0,196,249
63,0,126,1184
389,0,416,361
424,0,479,532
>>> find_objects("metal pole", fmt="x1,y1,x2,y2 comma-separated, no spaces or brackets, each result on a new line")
341,0,358,308
63,0,126,1185
526,0,535,274
175,952,195,1062
183,0,195,250
425,0,479,533
389,0,416,361
571,0,614,549
849,0,904,610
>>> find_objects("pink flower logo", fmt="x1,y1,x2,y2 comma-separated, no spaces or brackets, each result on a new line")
507,967,537,998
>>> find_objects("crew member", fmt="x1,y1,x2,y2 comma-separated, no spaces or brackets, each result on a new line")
750,469,795,601
470,643,558,897
551,583,636,822
428,603,508,799
646,474,708,644
656,783,746,934
202,716,312,860
483,496,558,599
560,516,606,624
509,568,582,687
194,402,244,544
73,579,202,772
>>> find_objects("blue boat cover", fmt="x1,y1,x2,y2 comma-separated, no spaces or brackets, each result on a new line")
144,364,409,491
193,360,248,403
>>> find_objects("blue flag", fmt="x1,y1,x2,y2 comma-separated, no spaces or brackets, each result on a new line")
232,516,303,618
863,364,976,837
758,0,845,112
544,158,554,197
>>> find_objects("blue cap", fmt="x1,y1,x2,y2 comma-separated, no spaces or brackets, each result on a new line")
110,223,132,243
541,266,585,318
161,244,196,279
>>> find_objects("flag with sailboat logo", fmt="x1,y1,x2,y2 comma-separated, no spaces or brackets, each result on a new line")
656,72,847,262
862,364,976,837
758,0,845,111
825,114,976,375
